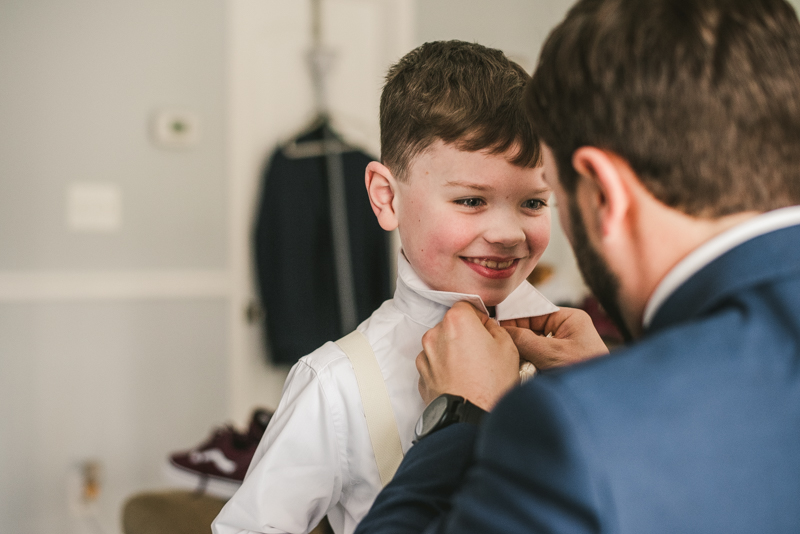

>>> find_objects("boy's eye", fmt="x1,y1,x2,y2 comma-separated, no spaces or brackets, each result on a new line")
455,198,485,208
523,199,547,210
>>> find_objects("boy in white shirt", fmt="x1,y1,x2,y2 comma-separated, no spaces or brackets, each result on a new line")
213,40,556,534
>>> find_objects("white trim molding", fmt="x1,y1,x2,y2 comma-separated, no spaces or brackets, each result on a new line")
0,270,231,302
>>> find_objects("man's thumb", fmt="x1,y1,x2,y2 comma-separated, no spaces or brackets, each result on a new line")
504,325,554,368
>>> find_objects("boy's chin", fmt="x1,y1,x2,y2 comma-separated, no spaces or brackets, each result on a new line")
477,289,514,308
470,278,528,308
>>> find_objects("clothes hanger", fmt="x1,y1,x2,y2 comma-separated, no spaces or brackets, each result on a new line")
281,0,355,161
281,114,354,159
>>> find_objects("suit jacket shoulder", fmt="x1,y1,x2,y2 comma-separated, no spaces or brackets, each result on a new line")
524,224,800,532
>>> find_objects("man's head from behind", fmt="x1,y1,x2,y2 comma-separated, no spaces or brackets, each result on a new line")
527,0,800,335
366,41,551,306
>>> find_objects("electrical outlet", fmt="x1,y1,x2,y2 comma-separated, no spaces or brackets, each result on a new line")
67,459,102,517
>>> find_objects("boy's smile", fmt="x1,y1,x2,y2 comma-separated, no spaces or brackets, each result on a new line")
368,140,551,307
462,256,520,279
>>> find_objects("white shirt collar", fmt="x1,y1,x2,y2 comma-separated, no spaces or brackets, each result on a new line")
393,252,558,328
642,206,800,328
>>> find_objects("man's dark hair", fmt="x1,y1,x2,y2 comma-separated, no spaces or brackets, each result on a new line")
381,40,540,181
527,0,800,218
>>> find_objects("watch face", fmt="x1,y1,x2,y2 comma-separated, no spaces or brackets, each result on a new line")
415,395,450,439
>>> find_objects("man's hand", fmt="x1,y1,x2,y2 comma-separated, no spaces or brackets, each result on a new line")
500,307,609,370
416,302,520,411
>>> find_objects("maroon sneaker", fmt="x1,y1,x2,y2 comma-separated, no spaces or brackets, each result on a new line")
166,408,272,498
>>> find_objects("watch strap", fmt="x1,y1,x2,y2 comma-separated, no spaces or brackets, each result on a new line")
415,395,488,443
455,399,487,426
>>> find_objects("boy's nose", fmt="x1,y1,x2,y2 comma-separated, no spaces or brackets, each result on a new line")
483,218,526,248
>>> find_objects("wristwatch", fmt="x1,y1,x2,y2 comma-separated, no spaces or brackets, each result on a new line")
413,393,488,443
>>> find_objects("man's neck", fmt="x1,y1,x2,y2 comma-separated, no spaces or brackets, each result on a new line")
640,206,800,330
614,198,759,338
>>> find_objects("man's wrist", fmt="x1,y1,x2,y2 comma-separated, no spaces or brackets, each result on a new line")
454,398,487,425
413,394,488,443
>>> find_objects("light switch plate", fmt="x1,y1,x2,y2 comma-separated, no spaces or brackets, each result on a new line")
67,182,122,233
151,109,200,149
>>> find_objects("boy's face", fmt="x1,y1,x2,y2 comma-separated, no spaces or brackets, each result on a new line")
395,140,551,306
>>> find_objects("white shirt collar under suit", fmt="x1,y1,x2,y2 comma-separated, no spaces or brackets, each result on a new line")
643,206,800,328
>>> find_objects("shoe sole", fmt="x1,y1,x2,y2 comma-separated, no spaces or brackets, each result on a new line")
163,461,242,499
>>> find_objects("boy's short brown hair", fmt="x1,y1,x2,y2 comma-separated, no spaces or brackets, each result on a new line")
526,0,800,218
381,40,540,181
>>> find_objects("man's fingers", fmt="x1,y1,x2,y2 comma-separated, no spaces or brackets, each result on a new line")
500,314,549,332
446,302,515,350
484,314,515,343
504,307,610,371
447,301,491,328
416,349,436,405
415,347,431,378
418,374,433,405
504,325,535,351
501,308,598,341
504,326,560,369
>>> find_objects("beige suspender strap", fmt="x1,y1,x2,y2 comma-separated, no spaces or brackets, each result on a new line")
335,330,404,486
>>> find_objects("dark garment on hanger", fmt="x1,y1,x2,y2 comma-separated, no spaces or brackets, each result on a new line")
254,124,392,365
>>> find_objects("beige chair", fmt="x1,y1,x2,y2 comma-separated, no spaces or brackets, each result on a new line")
121,490,332,534
122,490,226,534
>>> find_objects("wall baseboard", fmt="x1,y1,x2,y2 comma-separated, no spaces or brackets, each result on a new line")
0,270,231,302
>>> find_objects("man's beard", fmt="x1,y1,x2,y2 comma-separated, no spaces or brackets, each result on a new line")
568,199,633,342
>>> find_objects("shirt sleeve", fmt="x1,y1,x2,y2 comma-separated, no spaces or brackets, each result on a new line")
213,359,345,534
355,378,605,534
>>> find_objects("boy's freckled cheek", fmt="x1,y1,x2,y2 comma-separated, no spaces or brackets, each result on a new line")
430,228,476,259
527,223,551,256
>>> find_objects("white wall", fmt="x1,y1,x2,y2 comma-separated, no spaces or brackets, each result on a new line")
0,1,230,532
0,1,227,271
417,0,570,71
0,301,228,533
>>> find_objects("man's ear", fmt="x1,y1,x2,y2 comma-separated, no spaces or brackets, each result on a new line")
571,147,632,242
365,161,400,231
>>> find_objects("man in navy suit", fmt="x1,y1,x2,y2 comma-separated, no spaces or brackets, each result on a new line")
354,0,800,532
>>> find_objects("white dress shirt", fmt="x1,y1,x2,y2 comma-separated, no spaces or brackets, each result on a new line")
212,254,557,534
643,206,800,328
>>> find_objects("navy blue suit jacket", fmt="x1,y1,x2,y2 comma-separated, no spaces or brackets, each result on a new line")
356,224,800,533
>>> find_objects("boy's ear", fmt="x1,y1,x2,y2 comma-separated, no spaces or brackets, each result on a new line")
365,161,400,231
